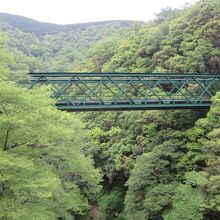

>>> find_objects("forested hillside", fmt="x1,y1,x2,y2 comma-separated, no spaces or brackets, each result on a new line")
0,13,134,36
0,17,137,73
0,0,220,219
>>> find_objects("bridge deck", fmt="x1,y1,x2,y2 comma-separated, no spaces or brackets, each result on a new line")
28,72,220,111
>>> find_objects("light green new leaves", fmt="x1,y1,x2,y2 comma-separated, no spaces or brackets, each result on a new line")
0,81,102,219
0,149,62,220
0,81,80,150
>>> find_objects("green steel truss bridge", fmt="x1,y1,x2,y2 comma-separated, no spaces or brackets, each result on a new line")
29,72,220,111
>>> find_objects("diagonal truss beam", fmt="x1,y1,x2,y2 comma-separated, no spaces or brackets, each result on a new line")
27,72,220,111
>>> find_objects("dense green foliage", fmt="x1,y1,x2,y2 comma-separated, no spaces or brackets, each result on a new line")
71,0,220,73
0,36,102,219
0,18,137,72
0,0,220,219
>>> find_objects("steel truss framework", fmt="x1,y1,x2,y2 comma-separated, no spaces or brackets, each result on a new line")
29,72,220,111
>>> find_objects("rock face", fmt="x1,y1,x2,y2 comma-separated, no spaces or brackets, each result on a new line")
209,56,220,73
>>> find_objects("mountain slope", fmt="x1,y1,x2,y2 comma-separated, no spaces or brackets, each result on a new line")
0,12,136,36
0,13,140,72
